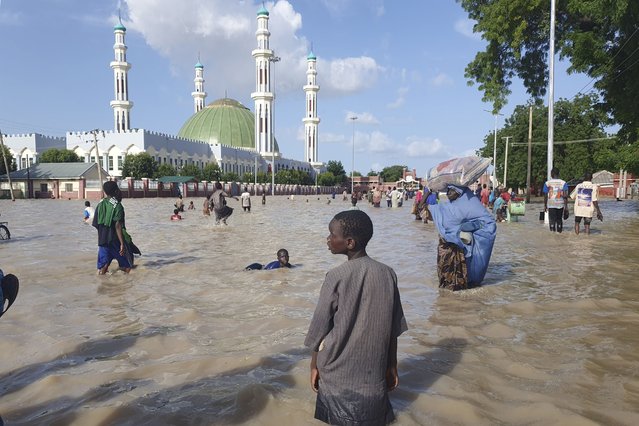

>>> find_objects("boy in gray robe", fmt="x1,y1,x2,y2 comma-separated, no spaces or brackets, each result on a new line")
305,210,408,425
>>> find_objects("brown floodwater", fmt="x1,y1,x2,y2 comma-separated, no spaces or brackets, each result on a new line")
0,195,638,425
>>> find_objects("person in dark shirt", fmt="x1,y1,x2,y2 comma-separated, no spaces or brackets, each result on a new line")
92,181,133,274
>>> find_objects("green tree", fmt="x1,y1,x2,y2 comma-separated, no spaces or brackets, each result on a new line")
242,172,254,183
367,170,379,177
221,172,239,182
326,160,347,184
121,153,157,179
0,146,16,175
40,148,81,163
180,164,201,180
201,162,222,182
256,171,269,184
380,165,406,183
318,172,337,187
352,171,362,177
155,163,177,178
459,0,639,141
477,94,616,190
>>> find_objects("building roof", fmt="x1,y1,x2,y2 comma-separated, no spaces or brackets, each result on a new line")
195,61,204,69
177,97,279,152
114,22,126,32
158,175,198,184
0,162,107,180
257,5,269,16
307,51,317,60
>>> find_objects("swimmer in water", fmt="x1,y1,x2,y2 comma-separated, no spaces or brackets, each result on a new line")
245,249,292,270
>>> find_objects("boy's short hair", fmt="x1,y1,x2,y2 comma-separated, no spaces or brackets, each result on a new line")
277,248,288,257
85,201,90,207
332,210,374,249
103,180,119,196
174,208,179,214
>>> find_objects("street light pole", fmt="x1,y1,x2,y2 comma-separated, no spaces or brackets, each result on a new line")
484,110,503,188
350,116,357,194
502,136,512,189
547,0,556,181
88,129,104,196
268,55,280,197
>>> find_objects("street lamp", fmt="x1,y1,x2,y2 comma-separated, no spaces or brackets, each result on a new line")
350,116,357,194
484,109,503,188
501,136,512,189
268,55,281,196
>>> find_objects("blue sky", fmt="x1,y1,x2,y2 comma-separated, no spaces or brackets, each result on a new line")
0,0,593,177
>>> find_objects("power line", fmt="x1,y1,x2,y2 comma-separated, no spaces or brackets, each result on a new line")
511,136,617,146
570,27,639,100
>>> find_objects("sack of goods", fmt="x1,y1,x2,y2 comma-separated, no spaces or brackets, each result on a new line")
426,156,492,192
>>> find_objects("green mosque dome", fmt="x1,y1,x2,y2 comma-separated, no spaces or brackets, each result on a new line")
257,6,269,16
177,98,279,151
307,51,317,60
114,22,126,32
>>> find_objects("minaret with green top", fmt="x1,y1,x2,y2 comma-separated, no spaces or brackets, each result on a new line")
192,58,207,113
110,13,133,131
304,48,321,167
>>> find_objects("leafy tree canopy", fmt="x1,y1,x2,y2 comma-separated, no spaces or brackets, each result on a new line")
380,165,406,183
326,160,347,184
40,148,81,163
367,170,379,177
121,153,157,179
0,146,16,175
179,164,202,180
318,172,337,187
476,94,635,190
201,163,222,182
459,0,639,141
155,163,177,178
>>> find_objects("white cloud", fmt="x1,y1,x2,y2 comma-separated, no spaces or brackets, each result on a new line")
404,136,448,157
121,0,379,99
387,86,409,109
367,131,396,153
344,111,379,125
323,56,381,93
454,18,481,40
321,132,347,143
430,72,454,87
320,0,350,17
375,5,385,17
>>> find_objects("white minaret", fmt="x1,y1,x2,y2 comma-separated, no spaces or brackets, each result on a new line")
110,17,133,131
303,49,321,166
192,59,207,113
250,5,277,157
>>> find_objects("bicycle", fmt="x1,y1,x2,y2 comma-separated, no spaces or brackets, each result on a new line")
0,214,10,240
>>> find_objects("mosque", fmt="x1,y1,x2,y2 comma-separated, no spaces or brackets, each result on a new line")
3,5,323,180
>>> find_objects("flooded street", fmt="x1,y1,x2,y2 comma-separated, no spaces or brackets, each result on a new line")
1,195,638,425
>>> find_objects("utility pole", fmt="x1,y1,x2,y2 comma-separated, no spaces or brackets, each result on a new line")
502,136,512,189
526,106,533,203
88,129,104,196
547,0,556,180
0,130,15,201
350,116,358,194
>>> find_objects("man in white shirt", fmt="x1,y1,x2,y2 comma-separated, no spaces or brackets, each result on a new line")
240,187,251,212
543,168,569,233
570,172,603,235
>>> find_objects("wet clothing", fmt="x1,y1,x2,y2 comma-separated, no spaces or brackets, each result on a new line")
305,256,408,425
209,189,234,223
571,181,598,218
430,185,496,287
543,178,568,209
92,196,134,269
437,237,472,291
